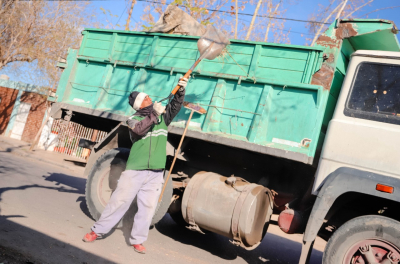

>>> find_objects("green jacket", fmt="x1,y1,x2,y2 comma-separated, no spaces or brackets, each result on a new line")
125,90,185,170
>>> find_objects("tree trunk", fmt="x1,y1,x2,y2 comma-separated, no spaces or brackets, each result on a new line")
335,0,349,20
125,0,136,31
234,0,238,39
264,0,281,42
245,0,263,40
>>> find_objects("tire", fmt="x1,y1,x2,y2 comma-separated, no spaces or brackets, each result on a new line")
168,195,188,227
85,148,173,228
323,215,400,264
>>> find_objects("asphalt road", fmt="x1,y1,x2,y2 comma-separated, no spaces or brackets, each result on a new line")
0,151,325,264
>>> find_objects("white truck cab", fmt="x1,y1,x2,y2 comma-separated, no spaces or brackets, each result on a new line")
314,50,400,194
300,50,400,264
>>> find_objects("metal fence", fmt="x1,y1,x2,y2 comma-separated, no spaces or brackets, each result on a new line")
50,120,107,160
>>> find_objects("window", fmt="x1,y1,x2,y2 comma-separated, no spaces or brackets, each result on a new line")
344,62,400,125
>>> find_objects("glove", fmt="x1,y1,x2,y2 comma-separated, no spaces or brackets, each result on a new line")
153,101,166,116
178,77,189,91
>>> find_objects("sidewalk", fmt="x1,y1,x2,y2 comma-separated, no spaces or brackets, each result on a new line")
0,135,86,174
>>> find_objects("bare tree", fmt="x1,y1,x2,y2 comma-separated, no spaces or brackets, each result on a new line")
305,0,398,46
0,0,95,86
234,0,239,38
136,0,231,32
240,0,291,43
309,2,342,46
264,0,282,42
245,0,263,40
125,0,137,30
361,5,400,18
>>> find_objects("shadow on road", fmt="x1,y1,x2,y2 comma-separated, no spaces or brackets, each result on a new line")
43,173,94,221
155,214,323,264
0,169,94,221
0,144,29,154
0,215,114,264
0,156,115,264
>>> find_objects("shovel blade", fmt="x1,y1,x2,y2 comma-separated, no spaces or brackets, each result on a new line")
197,25,230,60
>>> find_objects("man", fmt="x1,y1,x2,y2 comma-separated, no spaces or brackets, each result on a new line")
82,77,189,254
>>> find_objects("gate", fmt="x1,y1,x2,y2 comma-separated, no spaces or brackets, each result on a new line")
50,120,107,160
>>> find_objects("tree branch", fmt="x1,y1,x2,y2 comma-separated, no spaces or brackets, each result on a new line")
361,5,400,18
310,2,341,46
336,0,349,20
344,0,374,19
264,0,281,42
245,0,263,40
234,0,238,39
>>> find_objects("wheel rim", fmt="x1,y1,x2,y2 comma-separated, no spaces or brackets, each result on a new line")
98,168,113,207
343,239,400,264
96,162,126,208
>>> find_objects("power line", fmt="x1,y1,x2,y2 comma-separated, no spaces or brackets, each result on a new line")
135,0,330,25
114,3,128,29
132,0,317,37
238,17,315,36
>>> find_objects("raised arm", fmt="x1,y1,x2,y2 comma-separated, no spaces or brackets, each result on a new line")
164,88,185,126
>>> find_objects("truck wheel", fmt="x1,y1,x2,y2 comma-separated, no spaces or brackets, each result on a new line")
151,170,173,226
85,148,173,227
323,215,400,264
168,194,188,227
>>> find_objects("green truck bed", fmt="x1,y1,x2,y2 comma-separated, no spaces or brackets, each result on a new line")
51,19,399,164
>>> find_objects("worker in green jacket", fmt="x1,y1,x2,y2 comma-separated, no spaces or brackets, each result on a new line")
83,77,189,254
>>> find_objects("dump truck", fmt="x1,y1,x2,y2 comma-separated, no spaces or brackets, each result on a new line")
50,19,400,263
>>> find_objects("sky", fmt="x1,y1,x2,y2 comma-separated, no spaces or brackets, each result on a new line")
1,0,400,85
90,0,400,46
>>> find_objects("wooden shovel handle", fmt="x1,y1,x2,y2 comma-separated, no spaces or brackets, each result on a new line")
171,70,192,95
170,57,203,95
158,109,195,203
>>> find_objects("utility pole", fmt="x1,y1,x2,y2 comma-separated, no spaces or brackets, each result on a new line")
125,0,136,31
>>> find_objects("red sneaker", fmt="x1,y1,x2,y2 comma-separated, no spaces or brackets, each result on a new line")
132,244,146,254
82,231,98,242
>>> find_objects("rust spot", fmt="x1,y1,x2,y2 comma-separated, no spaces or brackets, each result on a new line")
250,185,264,195
241,123,243,126
316,35,340,49
335,23,358,39
327,53,335,63
311,64,335,90
234,180,247,187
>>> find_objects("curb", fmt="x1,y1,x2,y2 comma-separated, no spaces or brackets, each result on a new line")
0,144,73,170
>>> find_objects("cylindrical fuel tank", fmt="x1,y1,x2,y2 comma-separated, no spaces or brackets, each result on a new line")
181,172,273,249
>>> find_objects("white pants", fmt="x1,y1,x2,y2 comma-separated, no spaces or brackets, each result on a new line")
91,169,164,245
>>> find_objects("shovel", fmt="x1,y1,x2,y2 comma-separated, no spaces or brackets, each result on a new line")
159,25,230,102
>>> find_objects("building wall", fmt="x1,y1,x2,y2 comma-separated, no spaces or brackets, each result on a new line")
20,92,47,143
0,86,18,134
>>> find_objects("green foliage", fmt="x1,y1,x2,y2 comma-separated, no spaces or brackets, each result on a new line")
201,20,214,25
142,22,155,31
170,0,209,20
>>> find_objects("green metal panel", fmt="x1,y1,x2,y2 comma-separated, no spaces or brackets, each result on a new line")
53,19,400,164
